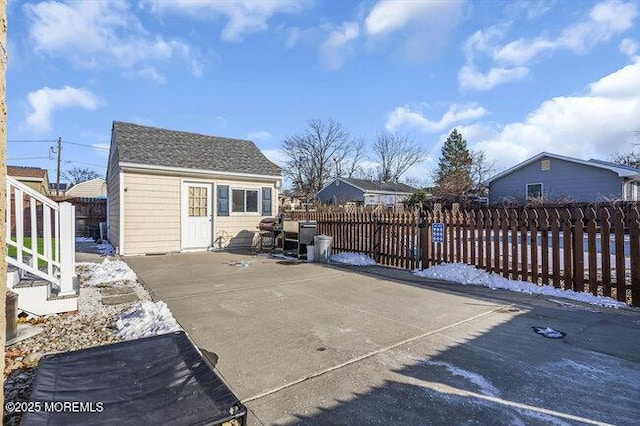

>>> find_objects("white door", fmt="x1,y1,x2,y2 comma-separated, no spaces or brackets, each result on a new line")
182,182,212,250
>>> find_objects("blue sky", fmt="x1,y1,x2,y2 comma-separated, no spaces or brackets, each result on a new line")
7,0,640,186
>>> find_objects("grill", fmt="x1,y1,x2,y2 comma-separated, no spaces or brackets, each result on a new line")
259,217,278,232
282,220,318,258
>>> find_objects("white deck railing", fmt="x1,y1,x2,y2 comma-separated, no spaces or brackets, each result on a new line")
6,176,76,296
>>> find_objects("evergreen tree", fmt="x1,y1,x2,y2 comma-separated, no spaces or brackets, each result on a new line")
434,129,473,196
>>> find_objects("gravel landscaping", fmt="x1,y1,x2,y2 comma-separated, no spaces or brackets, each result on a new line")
3,258,177,426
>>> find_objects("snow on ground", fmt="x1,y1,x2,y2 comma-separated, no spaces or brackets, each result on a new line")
330,252,377,266
95,241,115,255
75,237,94,243
116,301,181,340
422,360,500,397
413,263,626,308
76,258,137,286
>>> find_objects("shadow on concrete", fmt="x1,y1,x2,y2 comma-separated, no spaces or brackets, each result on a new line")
285,298,640,425
277,263,640,425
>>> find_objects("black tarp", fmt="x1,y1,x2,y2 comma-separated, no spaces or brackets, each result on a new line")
22,331,246,425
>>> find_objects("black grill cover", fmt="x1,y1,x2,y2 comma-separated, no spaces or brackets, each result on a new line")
22,331,246,425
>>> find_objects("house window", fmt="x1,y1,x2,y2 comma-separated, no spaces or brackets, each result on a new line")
231,189,259,213
624,181,640,201
541,159,551,170
526,183,543,201
188,187,208,217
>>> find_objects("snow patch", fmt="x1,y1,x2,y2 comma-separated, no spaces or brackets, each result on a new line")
75,237,94,242
116,301,181,340
414,263,626,308
532,326,565,339
77,258,137,286
423,360,500,397
95,241,115,255
330,252,377,266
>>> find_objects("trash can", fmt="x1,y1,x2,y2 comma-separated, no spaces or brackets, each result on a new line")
314,235,333,263
306,246,315,262
6,291,18,342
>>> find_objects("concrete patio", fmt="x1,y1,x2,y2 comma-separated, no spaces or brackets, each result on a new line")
125,251,640,425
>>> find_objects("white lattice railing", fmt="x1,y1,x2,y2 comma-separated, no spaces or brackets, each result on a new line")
6,176,76,296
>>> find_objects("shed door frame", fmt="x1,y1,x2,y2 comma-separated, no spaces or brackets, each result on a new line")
181,180,214,251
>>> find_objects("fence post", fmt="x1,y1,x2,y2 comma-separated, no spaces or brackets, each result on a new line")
629,206,640,306
373,214,380,263
58,202,76,296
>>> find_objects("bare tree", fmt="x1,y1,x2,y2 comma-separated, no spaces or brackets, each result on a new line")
282,118,360,196
62,166,100,184
372,131,424,182
611,151,640,168
470,150,496,195
340,137,367,178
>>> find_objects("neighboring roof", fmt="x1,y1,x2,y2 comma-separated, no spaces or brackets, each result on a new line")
49,183,70,191
7,166,48,180
485,152,640,184
336,177,417,194
587,158,640,174
112,121,282,177
65,178,107,198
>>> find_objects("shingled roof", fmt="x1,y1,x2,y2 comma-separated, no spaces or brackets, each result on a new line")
111,121,282,177
7,166,48,179
340,178,416,193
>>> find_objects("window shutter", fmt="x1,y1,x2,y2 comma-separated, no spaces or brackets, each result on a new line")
217,185,229,216
262,188,272,216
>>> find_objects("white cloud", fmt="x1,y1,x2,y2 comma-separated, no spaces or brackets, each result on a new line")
505,0,556,20
364,0,466,61
247,131,272,141
144,0,310,42
261,148,287,167
25,0,191,72
620,38,638,58
493,38,556,65
461,0,639,91
319,22,359,70
458,65,529,91
26,86,103,132
472,60,640,170
364,0,464,36
138,66,166,84
386,103,488,133
559,0,638,53
191,60,204,78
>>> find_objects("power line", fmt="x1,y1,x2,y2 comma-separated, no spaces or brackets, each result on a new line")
64,160,107,169
7,139,56,143
63,141,110,151
7,157,51,160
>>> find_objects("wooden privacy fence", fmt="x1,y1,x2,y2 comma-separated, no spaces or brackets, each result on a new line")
69,197,107,237
295,204,640,306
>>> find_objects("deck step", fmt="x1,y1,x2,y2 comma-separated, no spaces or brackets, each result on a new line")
8,275,78,316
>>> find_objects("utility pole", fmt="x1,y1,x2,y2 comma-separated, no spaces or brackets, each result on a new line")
56,136,61,195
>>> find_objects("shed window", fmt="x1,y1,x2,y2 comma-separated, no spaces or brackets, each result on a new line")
188,187,208,217
541,159,551,170
526,183,543,201
231,189,259,213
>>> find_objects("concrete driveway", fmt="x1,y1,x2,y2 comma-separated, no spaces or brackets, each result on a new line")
125,252,640,425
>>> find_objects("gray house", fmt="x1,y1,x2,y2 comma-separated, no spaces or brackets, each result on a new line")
486,152,640,204
316,177,416,206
